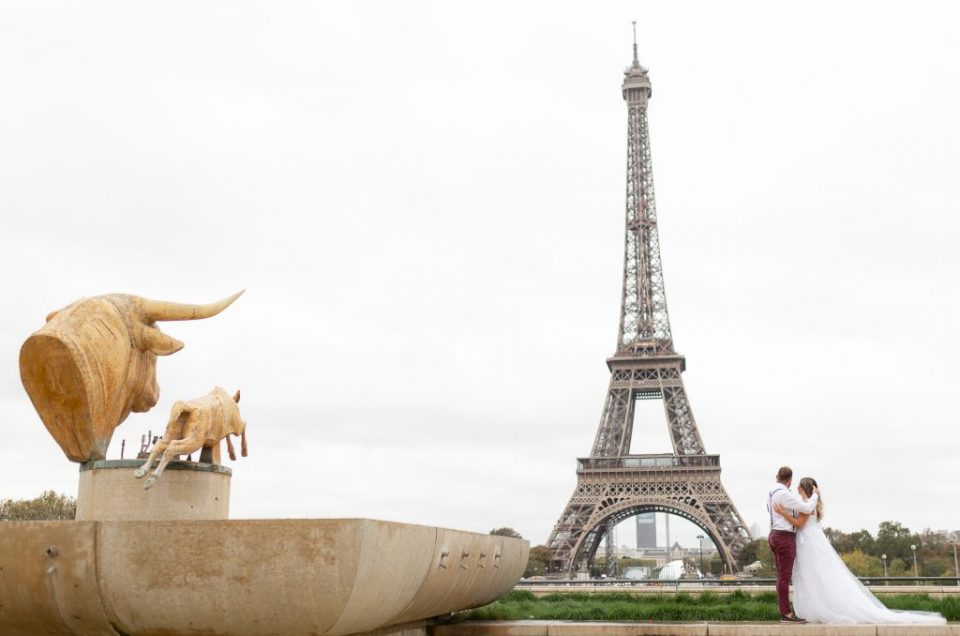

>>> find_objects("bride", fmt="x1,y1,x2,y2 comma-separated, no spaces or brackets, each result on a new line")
774,477,946,625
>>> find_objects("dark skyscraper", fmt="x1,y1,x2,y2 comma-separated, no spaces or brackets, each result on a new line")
635,512,656,548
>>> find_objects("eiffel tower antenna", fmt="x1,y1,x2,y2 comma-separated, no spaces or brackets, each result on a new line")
545,30,751,578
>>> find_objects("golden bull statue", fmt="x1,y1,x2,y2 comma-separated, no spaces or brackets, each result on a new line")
135,386,248,489
19,291,243,463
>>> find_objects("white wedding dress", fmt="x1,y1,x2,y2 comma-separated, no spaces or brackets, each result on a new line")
793,512,946,625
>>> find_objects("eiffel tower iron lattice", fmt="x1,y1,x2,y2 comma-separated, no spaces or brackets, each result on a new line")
546,33,751,578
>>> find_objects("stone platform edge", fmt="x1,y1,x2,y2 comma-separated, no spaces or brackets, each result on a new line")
430,621,960,636
518,585,960,598
79,458,232,475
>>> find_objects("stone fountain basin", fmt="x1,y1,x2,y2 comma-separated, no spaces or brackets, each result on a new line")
0,518,528,636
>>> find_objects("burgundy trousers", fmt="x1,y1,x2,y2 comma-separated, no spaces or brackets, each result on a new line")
768,529,796,617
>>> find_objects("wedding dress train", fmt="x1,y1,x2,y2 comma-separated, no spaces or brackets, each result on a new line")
793,514,946,625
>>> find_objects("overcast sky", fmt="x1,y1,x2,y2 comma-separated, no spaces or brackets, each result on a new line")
1,1,958,549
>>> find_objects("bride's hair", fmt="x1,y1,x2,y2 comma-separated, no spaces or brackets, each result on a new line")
799,477,823,519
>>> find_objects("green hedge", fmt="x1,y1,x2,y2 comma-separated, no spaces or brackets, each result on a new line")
453,590,959,622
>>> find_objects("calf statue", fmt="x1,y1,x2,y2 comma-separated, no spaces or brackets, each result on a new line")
20,291,243,462
135,387,248,489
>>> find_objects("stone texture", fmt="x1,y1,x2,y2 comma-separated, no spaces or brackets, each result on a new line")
432,622,549,636
876,626,960,635
76,460,230,520
548,622,709,635
707,624,878,636
0,521,115,635
0,518,528,636
393,527,530,625
363,621,428,636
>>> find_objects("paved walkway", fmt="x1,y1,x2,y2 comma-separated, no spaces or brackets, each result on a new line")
433,621,959,636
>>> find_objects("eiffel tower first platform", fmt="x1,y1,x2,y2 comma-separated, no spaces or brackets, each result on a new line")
546,32,751,577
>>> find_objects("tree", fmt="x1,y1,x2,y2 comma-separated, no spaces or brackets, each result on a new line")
824,527,874,555
708,556,725,576
618,557,657,569
738,538,774,574
920,556,952,577
524,545,551,577
490,527,523,539
842,550,882,577
0,491,76,520
887,558,909,577
874,521,918,562
737,538,762,567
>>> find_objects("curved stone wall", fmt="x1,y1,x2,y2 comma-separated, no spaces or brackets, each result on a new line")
0,518,528,636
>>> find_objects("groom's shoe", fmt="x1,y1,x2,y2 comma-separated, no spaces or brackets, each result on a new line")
780,614,807,624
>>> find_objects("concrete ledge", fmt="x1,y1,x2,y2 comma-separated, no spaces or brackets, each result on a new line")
548,623,707,635
79,458,232,474
363,620,429,635
432,622,959,636
706,625,876,635
519,585,960,598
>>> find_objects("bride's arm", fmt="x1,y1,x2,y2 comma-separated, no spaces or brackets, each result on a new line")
780,489,818,514
773,503,810,528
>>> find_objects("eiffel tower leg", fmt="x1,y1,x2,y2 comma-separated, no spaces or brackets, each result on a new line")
546,493,595,575
663,383,705,456
601,522,615,576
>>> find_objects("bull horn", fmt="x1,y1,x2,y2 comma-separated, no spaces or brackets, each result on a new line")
140,290,245,322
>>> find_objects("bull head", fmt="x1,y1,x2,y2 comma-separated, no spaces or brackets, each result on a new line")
19,291,243,463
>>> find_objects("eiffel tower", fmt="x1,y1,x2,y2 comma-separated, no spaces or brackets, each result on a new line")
546,29,751,577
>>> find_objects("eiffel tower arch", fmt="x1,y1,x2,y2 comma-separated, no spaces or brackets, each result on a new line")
546,29,751,577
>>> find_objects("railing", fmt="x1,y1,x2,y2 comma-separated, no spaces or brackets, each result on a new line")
578,455,721,471
518,576,960,588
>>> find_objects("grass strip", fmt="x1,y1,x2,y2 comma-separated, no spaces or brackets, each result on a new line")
452,590,959,622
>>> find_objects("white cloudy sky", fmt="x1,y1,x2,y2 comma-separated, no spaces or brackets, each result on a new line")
1,2,958,549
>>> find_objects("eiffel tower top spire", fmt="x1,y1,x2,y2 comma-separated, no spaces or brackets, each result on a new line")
616,27,672,358
623,23,650,96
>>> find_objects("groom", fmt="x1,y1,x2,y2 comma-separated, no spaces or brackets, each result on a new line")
768,465,819,624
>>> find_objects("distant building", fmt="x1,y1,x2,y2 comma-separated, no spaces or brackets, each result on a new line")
614,540,717,569
635,512,656,548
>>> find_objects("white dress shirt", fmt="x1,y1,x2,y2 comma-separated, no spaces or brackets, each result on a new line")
768,483,819,533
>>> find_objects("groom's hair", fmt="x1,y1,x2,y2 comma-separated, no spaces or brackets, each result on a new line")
776,466,793,483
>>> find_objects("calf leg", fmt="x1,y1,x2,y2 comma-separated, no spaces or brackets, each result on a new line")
134,439,169,478
144,437,204,490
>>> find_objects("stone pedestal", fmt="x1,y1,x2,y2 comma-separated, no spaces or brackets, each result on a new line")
76,459,231,521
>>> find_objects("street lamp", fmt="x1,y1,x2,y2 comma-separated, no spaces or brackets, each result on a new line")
696,534,705,578
911,544,918,584
881,554,888,582
953,533,959,587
